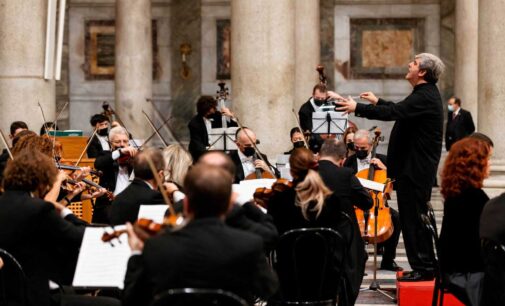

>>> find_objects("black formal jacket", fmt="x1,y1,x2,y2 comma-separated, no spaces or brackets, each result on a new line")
228,150,274,183
123,218,278,306
86,134,108,158
445,108,475,151
480,192,505,245
298,99,325,153
188,112,238,162
0,190,85,306
355,83,443,195
109,178,165,225
439,188,488,273
343,153,388,175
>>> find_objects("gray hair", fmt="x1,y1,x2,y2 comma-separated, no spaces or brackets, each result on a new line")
415,53,445,84
108,126,129,140
353,129,372,144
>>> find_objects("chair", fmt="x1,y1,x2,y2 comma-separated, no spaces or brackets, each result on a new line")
480,239,505,306
150,288,248,306
269,227,347,305
0,248,27,306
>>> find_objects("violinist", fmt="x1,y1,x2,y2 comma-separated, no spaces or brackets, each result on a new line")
228,127,275,183
39,121,58,135
188,95,237,162
0,121,30,183
342,130,402,272
123,164,278,306
284,127,306,155
110,148,167,225
342,126,358,158
86,114,111,158
94,126,137,223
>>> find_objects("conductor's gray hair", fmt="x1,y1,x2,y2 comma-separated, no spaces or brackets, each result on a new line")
415,53,445,84
353,129,373,145
108,126,129,140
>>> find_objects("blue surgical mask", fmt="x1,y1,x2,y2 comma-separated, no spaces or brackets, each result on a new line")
448,105,454,112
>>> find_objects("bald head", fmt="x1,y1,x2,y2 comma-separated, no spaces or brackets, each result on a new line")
235,127,257,155
198,151,236,177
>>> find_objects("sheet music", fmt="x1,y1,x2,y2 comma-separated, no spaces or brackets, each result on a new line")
232,179,277,206
73,226,131,289
138,205,168,223
357,178,386,193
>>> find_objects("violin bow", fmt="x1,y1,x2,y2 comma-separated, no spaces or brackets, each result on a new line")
232,116,270,170
103,102,141,150
140,114,173,149
291,108,309,149
74,127,98,167
144,154,177,219
142,110,169,147
146,98,178,144
0,129,13,160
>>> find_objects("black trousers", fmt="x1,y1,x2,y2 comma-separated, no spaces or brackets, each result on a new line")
380,207,401,264
395,177,435,272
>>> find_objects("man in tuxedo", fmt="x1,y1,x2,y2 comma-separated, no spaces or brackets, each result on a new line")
228,127,277,183
87,114,111,158
445,96,475,151
342,129,402,271
109,148,166,225
122,164,278,306
188,95,237,162
94,126,138,224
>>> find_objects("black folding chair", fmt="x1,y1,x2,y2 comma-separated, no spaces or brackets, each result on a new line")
480,239,505,306
269,227,347,305
0,248,27,306
151,288,248,306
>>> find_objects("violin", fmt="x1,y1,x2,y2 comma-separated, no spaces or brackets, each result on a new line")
253,178,293,209
354,128,393,244
101,216,184,243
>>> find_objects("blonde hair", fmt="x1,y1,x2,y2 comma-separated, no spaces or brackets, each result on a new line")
290,148,332,220
162,144,193,186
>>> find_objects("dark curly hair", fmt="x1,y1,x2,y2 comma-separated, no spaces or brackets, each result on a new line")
11,135,54,157
196,96,217,116
441,137,491,199
3,150,57,192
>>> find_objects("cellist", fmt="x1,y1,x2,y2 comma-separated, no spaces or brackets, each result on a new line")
343,129,402,272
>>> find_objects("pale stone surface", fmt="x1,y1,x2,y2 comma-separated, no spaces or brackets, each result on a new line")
294,0,320,110
454,0,478,123
115,0,152,138
231,0,295,157
479,0,505,163
0,0,55,138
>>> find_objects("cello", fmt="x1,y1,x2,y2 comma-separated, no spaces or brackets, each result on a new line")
354,128,394,244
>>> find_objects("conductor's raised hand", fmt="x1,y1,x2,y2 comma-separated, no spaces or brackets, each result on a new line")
334,96,357,114
360,92,379,105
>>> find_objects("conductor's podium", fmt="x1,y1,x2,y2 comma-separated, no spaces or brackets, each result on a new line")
56,136,95,223
396,272,464,306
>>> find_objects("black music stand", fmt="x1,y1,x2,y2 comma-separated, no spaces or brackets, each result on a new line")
208,127,239,152
311,111,348,139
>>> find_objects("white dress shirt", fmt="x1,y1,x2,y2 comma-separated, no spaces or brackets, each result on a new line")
237,149,256,178
357,153,372,173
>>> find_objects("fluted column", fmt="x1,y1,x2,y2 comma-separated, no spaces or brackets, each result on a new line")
115,0,152,139
231,0,295,157
0,0,55,138
454,0,478,122
479,0,505,164
295,0,320,110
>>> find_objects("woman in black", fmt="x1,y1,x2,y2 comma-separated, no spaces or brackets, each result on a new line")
439,137,491,306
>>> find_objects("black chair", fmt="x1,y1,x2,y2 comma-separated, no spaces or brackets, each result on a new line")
0,248,27,306
269,227,347,305
480,239,505,306
151,288,248,306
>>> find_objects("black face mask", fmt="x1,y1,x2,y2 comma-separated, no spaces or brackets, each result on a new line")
355,149,369,160
314,98,325,107
98,127,109,137
346,142,355,151
243,146,256,157
293,141,305,148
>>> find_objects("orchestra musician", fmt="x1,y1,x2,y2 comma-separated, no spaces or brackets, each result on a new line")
162,144,192,190
0,121,29,183
87,114,112,158
187,95,237,162
228,127,276,183
284,127,306,155
94,126,138,224
122,164,278,306
335,52,445,282
343,129,402,271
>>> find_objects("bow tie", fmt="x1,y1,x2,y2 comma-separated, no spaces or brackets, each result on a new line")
241,156,254,163
359,158,370,165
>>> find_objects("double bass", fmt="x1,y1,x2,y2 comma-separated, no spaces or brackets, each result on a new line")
354,128,393,244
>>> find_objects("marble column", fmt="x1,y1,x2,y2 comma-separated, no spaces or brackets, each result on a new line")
231,0,295,157
115,0,152,139
0,0,55,140
479,0,505,164
294,0,320,110
454,0,478,123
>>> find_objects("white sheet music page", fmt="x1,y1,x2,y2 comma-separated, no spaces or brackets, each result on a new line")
357,178,385,193
138,205,168,223
72,226,131,289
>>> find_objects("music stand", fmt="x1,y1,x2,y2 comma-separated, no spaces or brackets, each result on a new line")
311,111,348,138
208,127,239,152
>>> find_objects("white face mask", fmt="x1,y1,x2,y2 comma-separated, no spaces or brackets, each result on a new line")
448,105,454,112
